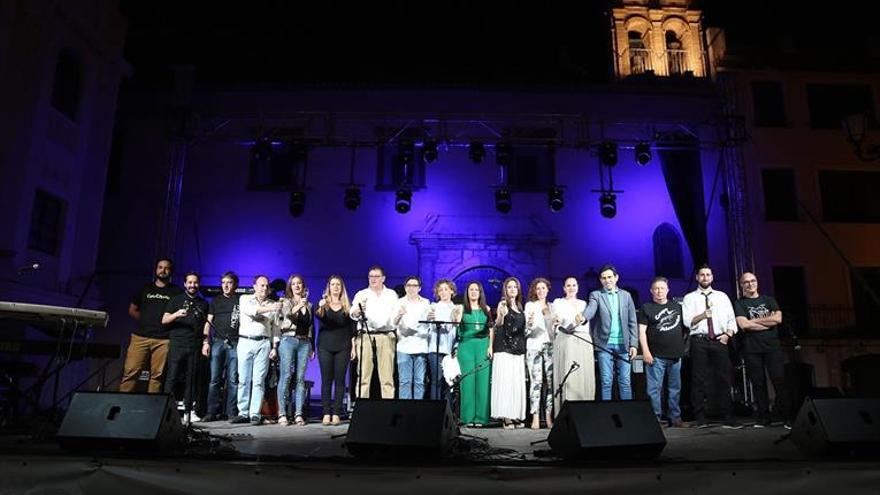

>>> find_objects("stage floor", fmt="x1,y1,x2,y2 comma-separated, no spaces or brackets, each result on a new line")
3,418,879,494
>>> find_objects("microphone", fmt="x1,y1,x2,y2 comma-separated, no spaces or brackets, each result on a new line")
571,361,580,370
17,262,40,274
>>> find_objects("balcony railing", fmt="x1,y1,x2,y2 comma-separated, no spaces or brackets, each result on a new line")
666,49,688,75
627,47,652,75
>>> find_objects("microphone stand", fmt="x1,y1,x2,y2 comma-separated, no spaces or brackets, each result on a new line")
528,361,579,446
449,357,491,440
419,319,461,400
354,303,377,401
185,300,210,431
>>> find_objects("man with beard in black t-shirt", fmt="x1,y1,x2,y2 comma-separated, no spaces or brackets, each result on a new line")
163,271,209,420
638,277,687,427
201,271,241,421
734,272,788,428
120,259,182,393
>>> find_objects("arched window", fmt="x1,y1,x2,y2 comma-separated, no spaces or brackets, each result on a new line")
665,30,687,75
653,223,684,279
51,49,83,122
628,31,650,74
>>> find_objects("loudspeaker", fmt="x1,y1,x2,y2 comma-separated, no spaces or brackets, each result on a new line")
345,399,458,459
790,397,880,457
57,392,184,452
547,400,666,460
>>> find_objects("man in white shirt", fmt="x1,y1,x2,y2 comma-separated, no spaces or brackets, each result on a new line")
350,265,399,399
230,275,280,425
681,264,742,429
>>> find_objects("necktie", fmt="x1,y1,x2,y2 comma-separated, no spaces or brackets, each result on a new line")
703,292,715,339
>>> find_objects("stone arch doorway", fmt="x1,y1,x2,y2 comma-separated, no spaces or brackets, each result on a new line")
410,213,558,302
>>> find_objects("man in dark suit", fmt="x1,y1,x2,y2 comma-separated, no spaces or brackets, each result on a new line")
583,264,639,400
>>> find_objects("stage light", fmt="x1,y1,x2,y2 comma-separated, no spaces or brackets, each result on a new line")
548,187,564,212
252,136,273,162
395,188,412,214
344,186,361,211
495,141,512,166
495,188,512,214
398,139,415,166
422,138,438,163
289,190,306,217
634,141,652,166
600,192,617,219
469,140,485,163
598,141,618,166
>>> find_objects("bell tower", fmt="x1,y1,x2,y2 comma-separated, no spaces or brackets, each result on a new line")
610,0,707,78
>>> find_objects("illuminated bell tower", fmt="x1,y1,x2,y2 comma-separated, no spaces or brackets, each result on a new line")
610,0,707,78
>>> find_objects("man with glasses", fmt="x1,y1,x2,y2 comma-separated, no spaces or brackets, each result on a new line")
734,272,788,428
393,276,431,399
350,265,399,398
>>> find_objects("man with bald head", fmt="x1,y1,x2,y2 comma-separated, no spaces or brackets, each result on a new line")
230,275,281,425
734,272,788,428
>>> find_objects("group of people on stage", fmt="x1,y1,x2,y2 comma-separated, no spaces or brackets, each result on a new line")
120,259,790,430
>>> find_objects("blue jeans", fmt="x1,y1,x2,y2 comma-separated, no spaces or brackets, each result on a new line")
207,339,238,417
397,352,426,399
236,337,271,418
278,336,311,418
596,343,632,400
646,357,682,420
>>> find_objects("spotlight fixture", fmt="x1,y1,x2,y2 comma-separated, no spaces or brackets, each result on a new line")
495,188,512,214
289,190,306,217
422,138,438,163
397,139,415,166
395,188,412,214
469,140,485,163
548,187,564,212
598,141,618,166
344,186,361,211
634,141,652,166
252,136,273,162
495,141,512,166
599,192,617,219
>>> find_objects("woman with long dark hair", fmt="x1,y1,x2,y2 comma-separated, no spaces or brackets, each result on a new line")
491,277,528,429
457,281,492,427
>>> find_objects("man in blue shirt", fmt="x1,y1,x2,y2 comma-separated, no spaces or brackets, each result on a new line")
583,264,639,400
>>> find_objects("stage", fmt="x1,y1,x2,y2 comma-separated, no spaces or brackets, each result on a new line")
3,419,878,494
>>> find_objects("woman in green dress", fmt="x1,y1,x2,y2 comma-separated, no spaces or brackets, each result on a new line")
456,281,493,426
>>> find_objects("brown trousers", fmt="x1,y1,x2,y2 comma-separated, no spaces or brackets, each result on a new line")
354,333,396,399
119,334,169,393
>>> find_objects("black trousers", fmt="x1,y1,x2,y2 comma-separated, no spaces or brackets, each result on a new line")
164,340,196,407
744,348,788,420
319,346,350,415
690,336,734,420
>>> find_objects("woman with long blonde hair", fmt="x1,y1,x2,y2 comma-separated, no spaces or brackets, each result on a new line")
316,275,353,426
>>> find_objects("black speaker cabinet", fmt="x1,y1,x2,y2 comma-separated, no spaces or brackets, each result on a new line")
57,392,184,452
346,399,458,459
791,397,880,457
548,400,666,460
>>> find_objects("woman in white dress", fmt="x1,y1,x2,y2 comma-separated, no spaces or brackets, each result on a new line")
524,277,555,429
552,276,596,416
490,277,528,429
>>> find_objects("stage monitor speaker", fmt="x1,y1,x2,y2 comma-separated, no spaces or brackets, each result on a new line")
547,400,666,460
57,392,184,452
346,399,458,459
790,397,880,457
